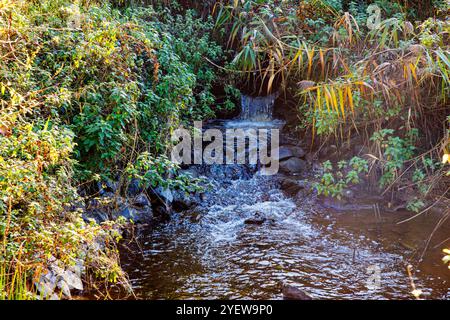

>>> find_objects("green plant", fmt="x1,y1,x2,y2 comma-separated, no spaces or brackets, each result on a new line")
315,157,369,199
370,130,416,187
0,0,225,299
125,152,206,193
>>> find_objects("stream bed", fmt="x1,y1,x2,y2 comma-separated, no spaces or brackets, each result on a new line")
120,166,450,300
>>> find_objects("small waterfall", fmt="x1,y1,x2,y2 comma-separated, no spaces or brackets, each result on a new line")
239,92,279,121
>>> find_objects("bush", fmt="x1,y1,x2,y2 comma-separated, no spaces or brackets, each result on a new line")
0,0,226,299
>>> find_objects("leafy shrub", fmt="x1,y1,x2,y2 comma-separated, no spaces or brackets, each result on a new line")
0,0,227,299
315,157,369,199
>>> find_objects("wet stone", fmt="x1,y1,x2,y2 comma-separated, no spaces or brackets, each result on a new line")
282,282,313,300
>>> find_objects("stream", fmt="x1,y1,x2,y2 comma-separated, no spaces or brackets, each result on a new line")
120,94,450,300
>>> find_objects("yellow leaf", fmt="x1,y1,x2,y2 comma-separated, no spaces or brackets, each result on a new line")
330,86,338,115
443,153,450,164
268,73,276,95
317,87,322,111
347,86,354,114
339,88,345,121
324,87,331,112
409,63,418,83
306,46,315,78
319,49,325,77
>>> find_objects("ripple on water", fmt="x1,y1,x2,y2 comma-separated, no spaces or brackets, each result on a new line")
120,171,450,300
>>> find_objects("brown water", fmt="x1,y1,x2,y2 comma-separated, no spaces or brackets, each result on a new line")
120,170,450,300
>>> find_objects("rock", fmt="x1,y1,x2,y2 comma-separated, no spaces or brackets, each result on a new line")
83,209,109,224
279,157,307,174
116,205,153,224
127,178,143,197
48,293,60,300
172,190,200,211
280,178,310,195
289,145,306,158
208,164,253,182
277,146,294,161
97,179,118,196
60,269,83,291
153,205,171,222
35,272,57,299
68,260,85,278
49,264,65,277
83,198,110,223
244,212,267,225
275,145,306,162
132,193,150,208
282,282,313,300
155,187,174,204
86,198,101,210
57,280,72,299
244,217,267,225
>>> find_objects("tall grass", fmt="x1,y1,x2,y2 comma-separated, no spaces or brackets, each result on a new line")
0,262,32,300
212,0,449,213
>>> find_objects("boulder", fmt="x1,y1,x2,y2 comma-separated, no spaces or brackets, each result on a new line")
288,145,306,158
153,205,171,222
208,164,253,182
127,178,143,197
35,261,84,300
60,269,83,291
35,272,57,299
116,205,153,224
277,146,294,161
172,190,200,211
282,282,313,300
132,193,150,208
68,259,85,278
46,262,84,297
244,212,269,225
244,217,266,225
57,280,72,299
97,179,118,196
83,198,110,223
154,187,174,204
279,157,307,174
83,209,109,224
280,178,310,195
275,145,306,162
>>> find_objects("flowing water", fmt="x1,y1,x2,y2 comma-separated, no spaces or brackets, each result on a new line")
121,168,450,300
120,95,450,300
